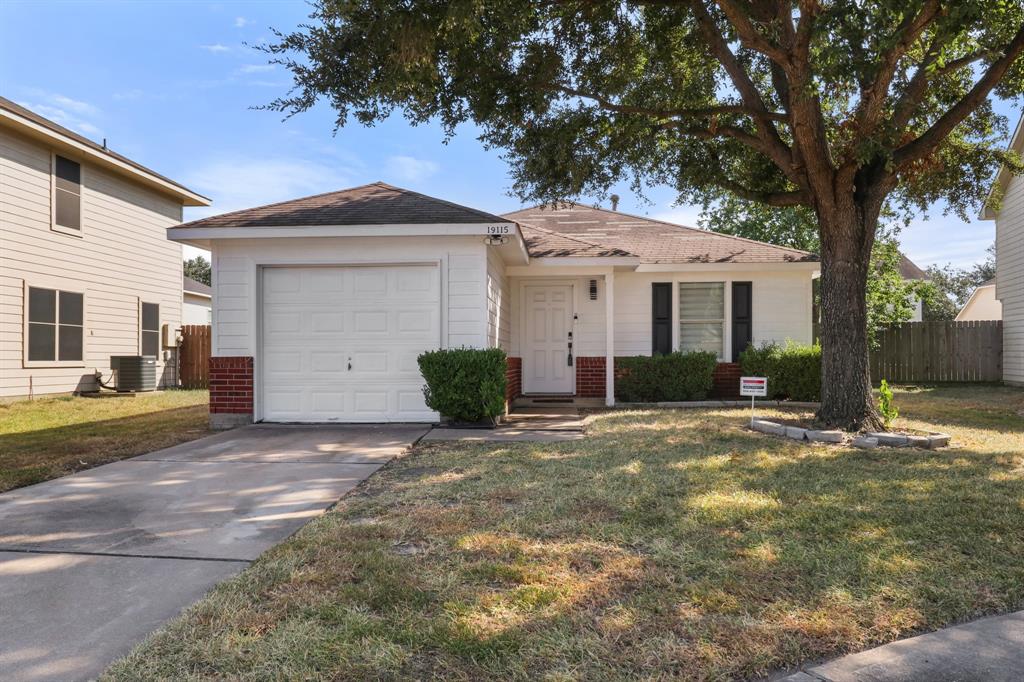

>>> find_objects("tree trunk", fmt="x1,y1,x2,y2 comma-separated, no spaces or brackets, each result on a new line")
815,199,885,432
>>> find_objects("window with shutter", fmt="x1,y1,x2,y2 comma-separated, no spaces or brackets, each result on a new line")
678,282,725,359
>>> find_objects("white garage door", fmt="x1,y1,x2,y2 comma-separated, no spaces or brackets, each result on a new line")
260,265,440,422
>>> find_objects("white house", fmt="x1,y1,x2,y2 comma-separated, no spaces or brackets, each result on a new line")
899,254,928,321
0,97,209,397
168,182,818,427
183,275,212,325
982,114,1024,386
956,279,1002,321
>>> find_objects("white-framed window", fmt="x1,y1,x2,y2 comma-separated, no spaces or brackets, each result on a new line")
52,153,82,235
678,281,725,359
140,301,160,357
24,285,85,366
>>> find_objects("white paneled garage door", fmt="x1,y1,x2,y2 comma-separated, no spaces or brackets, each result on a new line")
260,265,440,422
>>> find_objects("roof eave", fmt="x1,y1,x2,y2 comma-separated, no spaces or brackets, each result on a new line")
0,107,210,207
980,112,1024,220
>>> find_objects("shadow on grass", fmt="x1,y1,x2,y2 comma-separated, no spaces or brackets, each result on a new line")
106,398,1024,680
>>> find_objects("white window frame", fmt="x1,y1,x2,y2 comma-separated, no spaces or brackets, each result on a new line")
139,299,161,357
677,280,727,361
22,281,87,368
50,152,84,237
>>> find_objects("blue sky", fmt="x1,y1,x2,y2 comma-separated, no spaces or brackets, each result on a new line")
1,0,1015,268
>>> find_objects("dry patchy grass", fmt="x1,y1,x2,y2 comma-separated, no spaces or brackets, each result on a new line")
0,390,209,492
105,385,1024,681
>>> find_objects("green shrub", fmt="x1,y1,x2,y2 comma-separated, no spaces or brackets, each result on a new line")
739,341,822,401
418,347,507,423
878,379,898,427
615,351,717,402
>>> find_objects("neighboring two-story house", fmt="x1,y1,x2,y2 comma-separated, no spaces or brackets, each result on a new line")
983,115,1024,387
0,97,210,398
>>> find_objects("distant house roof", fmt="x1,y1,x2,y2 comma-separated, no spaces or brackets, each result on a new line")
173,182,511,229
0,96,209,207
898,254,928,280
183,275,212,298
502,203,818,264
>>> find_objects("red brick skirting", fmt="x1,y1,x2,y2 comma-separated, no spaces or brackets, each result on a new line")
576,356,606,398
505,356,522,401
711,362,743,399
209,356,254,415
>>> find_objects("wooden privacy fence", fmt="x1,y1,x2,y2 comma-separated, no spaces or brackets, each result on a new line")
870,320,1002,383
180,325,211,389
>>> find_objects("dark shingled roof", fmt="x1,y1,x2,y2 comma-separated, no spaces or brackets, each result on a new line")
898,254,928,280
0,96,207,203
503,203,818,264
174,182,511,229
183,275,212,296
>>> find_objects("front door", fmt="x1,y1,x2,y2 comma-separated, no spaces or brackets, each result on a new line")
523,284,574,394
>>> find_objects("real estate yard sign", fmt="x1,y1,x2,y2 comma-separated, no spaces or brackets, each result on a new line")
740,377,767,425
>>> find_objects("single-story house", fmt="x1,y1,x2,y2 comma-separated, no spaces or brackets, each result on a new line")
183,275,212,325
956,279,1002,321
898,254,929,321
168,182,818,427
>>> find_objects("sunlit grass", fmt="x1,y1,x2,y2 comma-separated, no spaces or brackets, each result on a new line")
0,390,209,492
106,385,1024,681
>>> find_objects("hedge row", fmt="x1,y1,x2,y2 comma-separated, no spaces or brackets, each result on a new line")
615,351,718,402
739,341,821,401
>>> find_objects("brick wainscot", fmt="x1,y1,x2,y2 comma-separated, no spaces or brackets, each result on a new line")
209,356,254,429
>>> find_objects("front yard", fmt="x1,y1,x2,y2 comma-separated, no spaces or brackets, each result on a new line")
107,385,1023,680
0,390,209,493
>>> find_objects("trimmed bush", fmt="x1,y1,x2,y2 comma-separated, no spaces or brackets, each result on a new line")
615,351,717,402
418,347,507,423
739,341,821,401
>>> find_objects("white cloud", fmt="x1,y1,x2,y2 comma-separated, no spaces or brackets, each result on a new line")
234,16,249,28
652,204,704,228
238,64,275,74
181,157,358,221
385,155,440,183
200,43,230,53
18,94,102,138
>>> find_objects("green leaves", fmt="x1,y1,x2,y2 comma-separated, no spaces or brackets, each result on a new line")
614,351,717,402
418,347,508,423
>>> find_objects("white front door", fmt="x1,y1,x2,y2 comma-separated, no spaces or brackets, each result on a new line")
260,265,440,422
523,284,574,394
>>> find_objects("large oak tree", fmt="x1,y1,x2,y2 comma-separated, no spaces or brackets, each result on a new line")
265,0,1024,430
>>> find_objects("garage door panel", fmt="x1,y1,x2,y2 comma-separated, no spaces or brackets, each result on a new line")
261,265,440,422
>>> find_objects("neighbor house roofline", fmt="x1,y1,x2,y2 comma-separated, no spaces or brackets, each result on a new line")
0,96,210,207
981,112,1024,220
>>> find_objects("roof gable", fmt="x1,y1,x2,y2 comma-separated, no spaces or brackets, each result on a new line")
503,203,817,264
174,182,512,229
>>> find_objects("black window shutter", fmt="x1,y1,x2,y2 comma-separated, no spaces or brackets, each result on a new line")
651,282,672,355
731,282,752,361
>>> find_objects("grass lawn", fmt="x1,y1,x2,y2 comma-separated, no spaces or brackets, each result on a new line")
0,390,209,493
105,385,1024,681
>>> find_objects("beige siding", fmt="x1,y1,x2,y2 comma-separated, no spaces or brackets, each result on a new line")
0,127,183,397
210,236,489,360
996,173,1024,384
486,246,510,351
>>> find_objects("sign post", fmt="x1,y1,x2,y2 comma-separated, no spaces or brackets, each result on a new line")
739,376,768,425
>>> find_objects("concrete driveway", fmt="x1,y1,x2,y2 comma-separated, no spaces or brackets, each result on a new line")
0,423,428,681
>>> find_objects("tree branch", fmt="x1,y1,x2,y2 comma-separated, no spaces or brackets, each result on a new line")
893,25,1024,169
714,179,809,206
552,84,787,121
687,0,799,183
713,0,791,66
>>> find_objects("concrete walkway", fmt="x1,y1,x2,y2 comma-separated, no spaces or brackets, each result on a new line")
423,406,585,442
0,423,428,682
781,610,1024,681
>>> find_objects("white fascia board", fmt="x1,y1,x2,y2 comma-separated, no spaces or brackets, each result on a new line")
636,261,820,272
0,109,211,207
184,291,213,299
166,222,518,242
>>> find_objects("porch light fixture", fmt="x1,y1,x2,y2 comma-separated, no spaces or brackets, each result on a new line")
589,279,598,300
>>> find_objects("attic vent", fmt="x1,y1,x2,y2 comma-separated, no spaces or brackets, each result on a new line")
589,279,598,300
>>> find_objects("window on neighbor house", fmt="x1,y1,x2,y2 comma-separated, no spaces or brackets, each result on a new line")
141,302,160,357
678,282,725,359
27,287,84,363
53,155,82,232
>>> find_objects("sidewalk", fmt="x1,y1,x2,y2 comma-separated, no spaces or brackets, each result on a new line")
781,610,1024,681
